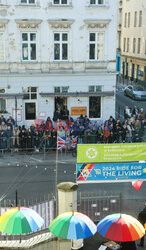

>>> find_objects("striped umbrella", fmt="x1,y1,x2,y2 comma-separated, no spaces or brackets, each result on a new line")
97,213,145,242
49,211,97,239
0,207,44,234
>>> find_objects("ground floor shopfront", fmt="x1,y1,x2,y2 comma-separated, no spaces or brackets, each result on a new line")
121,55,146,83
0,72,116,127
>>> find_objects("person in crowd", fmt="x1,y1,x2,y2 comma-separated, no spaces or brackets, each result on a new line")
138,203,146,247
53,107,61,122
13,126,20,148
30,124,36,134
139,119,145,141
130,114,136,127
66,114,74,125
121,122,127,143
124,106,132,119
51,128,57,149
0,130,7,149
126,120,135,143
19,128,27,149
45,117,53,131
108,123,115,143
132,105,139,118
43,129,52,149
58,126,66,138
6,125,13,150
26,128,33,149
103,121,110,143
0,115,6,125
98,124,104,143
0,121,7,131
138,108,145,121
84,115,90,129
34,130,41,151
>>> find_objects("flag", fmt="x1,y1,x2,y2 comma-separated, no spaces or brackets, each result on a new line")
70,136,78,149
57,137,66,151
132,181,144,191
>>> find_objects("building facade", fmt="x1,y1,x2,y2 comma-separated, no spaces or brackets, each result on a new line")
0,0,117,127
120,0,146,83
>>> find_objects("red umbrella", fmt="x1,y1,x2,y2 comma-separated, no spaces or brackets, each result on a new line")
132,181,144,191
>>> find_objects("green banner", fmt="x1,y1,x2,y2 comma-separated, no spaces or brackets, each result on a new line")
77,143,146,163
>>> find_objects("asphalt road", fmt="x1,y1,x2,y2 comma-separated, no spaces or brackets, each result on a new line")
0,152,145,218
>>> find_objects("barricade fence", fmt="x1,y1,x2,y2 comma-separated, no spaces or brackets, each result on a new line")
0,133,145,155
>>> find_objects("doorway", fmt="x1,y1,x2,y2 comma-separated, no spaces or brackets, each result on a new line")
55,97,67,111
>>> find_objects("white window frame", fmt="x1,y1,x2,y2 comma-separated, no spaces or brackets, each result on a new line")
20,0,36,4
21,32,37,61
52,0,69,5
89,32,104,61
90,0,105,5
0,32,5,61
54,32,68,61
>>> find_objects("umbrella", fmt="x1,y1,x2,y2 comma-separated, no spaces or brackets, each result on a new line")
97,213,145,242
132,181,144,191
0,207,44,234
49,211,97,239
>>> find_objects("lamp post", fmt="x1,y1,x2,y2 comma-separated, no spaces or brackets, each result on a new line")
15,96,17,126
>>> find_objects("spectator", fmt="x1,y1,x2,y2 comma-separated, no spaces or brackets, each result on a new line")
45,117,53,131
132,105,139,118
138,108,145,120
126,120,134,143
0,115,6,125
13,126,20,148
6,125,13,150
124,106,132,119
19,129,27,149
53,107,61,122
0,130,7,149
0,121,7,131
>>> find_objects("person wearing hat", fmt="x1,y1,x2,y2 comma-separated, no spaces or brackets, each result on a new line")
138,203,146,247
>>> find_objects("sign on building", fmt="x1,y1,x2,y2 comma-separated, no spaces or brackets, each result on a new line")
76,162,146,183
77,143,146,163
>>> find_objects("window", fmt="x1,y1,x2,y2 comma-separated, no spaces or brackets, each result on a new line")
25,103,36,120
133,38,136,53
134,11,137,27
22,33,36,61
89,97,101,118
0,33,4,61
137,38,141,54
54,33,68,61
54,86,69,93
21,0,35,4
124,13,127,27
123,38,126,52
23,87,37,99
127,38,129,52
128,12,130,27
139,11,142,27
90,0,104,4
89,85,102,92
53,0,68,4
89,33,104,60
0,99,6,113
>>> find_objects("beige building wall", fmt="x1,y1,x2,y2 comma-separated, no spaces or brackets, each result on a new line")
121,0,146,81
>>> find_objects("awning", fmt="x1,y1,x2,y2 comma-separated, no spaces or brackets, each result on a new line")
40,91,114,97
0,93,24,99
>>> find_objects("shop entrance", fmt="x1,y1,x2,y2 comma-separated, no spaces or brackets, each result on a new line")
55,97,68,120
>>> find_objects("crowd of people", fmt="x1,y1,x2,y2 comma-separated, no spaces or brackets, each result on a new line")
0,104,145,151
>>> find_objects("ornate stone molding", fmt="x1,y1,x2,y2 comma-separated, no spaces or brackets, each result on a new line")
84,19,111,28
48,19,74,29
0,19,9,29
15,19,42,29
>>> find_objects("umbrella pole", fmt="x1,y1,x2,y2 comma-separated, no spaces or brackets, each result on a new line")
56,129,58,216
16,190,18,207
19,234,21,243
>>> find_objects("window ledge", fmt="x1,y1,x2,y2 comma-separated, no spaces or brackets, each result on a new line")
87,4,109,8
48,4,72,8
15,4,41,9
0,4,10,8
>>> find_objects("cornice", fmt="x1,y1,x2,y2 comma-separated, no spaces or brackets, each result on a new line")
84,19,111,28
48,19,74,29
15,19,42,29
0,19,9,29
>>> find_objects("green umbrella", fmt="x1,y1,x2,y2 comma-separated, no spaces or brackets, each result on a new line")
0,207,44,234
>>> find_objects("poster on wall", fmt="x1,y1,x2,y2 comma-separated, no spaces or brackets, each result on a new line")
12,109,22,122
71,107,87,116
76,162,146,183
77,143,146,163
